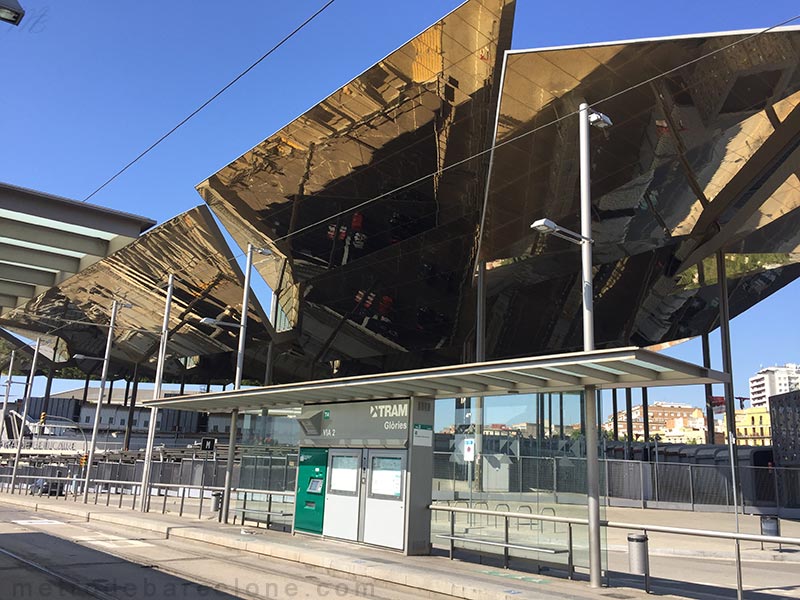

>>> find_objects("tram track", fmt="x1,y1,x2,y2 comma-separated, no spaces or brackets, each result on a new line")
0,507,443,600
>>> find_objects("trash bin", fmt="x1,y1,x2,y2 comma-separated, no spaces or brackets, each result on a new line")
760,515,781,550
628,533,650,592
212,492,223,512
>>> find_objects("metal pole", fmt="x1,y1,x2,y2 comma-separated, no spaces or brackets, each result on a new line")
579,101,602,589
474,260,485,492
222,244,254,523
11,339,40,492
83,300,119,502
140,274,174,512
611,388,618,441
642,388,650,442
0,350,16,441
728,430,743,600
123,363,139,451
716,250,740,502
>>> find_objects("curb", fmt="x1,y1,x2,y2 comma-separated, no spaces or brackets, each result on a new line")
1,495,604,600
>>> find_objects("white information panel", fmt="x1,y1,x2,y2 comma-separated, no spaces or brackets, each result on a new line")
329,455,359,494
363,450,406,549
370,456,403,498
323,450,363,541
463,438,475,462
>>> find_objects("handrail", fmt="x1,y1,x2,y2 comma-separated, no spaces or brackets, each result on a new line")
429,504,800,546
0,473,295,497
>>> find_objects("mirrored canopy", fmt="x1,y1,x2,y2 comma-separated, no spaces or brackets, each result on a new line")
0,206,283,383
480,27,800,357
198,0,517,380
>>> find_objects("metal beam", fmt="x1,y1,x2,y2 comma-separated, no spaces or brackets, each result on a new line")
604,360,659,381
566,364,619,383
0,294,16,308
0,280,35,300
0,218,109,257
525,367,582,386
0,242,80,273
0,263,56,287
0,183,155,238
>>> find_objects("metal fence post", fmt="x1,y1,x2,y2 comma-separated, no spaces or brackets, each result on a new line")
553,458,558,503
639,461,645,509
503,516,510,569
688,464,694,510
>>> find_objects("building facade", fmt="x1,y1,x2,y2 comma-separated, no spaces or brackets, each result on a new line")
749,364,800,408
606,402,704,441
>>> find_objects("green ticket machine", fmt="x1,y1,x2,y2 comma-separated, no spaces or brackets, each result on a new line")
293,447,329,534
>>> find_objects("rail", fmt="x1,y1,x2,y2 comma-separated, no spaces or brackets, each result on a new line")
0,473,294,524
429,504,800,598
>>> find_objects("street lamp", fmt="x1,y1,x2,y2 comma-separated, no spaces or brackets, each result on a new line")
0,0,24,26
221,243,270,524
141,274,175,512
0,350,17,442
10,338,40,493
530,101,611,588
80,299,124,502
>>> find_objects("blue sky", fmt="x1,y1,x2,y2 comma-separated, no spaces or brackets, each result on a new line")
3,1,800,424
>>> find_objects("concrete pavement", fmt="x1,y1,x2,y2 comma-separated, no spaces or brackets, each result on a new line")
1,492,798,599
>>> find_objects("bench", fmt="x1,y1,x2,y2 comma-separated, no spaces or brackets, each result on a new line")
436,534,572,576
230,508,293,531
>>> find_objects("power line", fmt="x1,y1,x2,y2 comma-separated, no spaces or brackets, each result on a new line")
52,13,800,310
271,15,800,247
83,0,337,203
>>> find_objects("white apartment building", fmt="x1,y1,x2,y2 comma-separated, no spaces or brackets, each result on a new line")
749,364,800,408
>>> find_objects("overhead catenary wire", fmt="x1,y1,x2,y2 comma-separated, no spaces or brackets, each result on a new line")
83,0,337,203
18,12,793,335
270,14,800,247
93,14,800,287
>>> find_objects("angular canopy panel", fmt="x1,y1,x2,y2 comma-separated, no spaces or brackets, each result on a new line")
0,182,155,313
144,347,729,413
0,206,279,382
480,27,800,357
198,0,516,380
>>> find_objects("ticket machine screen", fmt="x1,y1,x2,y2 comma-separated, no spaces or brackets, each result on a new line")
307,478,323,494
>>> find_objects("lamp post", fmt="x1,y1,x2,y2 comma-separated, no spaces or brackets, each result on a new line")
0,350,16,442
81,299,121,502
530,101,610,589
217,243,269,524
0,0,24,26
10,338,40,493
140,274,175,512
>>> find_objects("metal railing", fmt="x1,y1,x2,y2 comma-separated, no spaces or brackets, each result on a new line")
0,472,294,525
430,504,800,599
433,453,800,515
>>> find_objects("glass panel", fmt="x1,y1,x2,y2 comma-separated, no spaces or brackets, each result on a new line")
329,455,360,495
370,456,403,499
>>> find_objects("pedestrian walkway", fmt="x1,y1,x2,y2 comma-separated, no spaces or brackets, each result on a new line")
0,493,657,600
603,506,800,562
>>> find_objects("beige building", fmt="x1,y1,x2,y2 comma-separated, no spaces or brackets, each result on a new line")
605,402,703,441
654,409,707,444
723,406,772,446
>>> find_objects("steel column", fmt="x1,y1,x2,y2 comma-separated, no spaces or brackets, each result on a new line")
11,338,40,492
140,274,174,512
84,299,119,502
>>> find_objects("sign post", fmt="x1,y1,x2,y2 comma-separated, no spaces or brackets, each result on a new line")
464,438,475,523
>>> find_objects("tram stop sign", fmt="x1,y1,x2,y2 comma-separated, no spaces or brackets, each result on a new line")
201,437,216,452
463,438,475,462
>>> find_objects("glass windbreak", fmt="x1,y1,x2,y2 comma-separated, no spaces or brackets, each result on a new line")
430,392,607,574
329,455,360,495
370,456,404,500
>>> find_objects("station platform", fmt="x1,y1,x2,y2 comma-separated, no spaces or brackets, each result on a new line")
0,493,662,600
